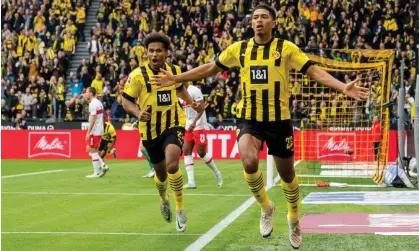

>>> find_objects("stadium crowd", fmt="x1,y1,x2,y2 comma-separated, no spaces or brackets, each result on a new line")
1,0,417,128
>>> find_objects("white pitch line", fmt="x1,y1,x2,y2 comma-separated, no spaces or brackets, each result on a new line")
299,174,371,179
1,170,64,179
1,192,250,197
375,232,419,236
319,224,400,228
302,201,419,205
299,184,379,188
1,161,149,180
184,160,300,251
1,231,201,236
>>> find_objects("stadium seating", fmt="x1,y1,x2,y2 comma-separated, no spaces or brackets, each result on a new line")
1,0,89,121
1,0,416,127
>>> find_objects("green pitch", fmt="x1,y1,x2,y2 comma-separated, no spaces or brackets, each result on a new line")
1,160,418,251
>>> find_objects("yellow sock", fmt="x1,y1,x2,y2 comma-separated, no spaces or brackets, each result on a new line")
168,169,184,211
154,175,169,203
244,169,271,211
281,175,300,222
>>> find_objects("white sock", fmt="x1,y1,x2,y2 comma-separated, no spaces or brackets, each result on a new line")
98,157,106,168
184,155,195,185
91,152,101,174
202,153,219,175
94,152,106,168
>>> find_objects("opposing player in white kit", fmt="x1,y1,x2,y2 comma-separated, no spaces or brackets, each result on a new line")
85,87,109,178
179,83,223,188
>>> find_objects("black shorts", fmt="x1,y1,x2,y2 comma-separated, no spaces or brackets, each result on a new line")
142,127,185,164
236,119,294,158
99,139,114,156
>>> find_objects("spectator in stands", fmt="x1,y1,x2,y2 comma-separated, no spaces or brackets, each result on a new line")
71,77,83,98
111,95,125,122
102,88,113,110
55,77,66,120
15,112,27,130
62,32,76,59
91,74,104,97
73,96,83,119
36,89,49,120
88,35,101,55
79,65,92,89
76,3,86,42
22,87,34,116
5,88,18,120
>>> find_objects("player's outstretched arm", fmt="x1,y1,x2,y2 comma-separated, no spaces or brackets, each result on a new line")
151,62,222,88
306,65,369,100
176,85,204,113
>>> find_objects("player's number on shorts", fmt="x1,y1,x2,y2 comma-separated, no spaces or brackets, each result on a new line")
285,136,293,150
200,134,205,143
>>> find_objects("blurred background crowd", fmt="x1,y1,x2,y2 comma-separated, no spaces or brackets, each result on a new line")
1,0,417,129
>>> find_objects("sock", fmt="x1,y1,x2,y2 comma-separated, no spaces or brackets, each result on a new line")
281,175,300,222
154,175,169,203
244,168,271,211
141,149,153,170
91,152,101,174
201,153,219,174
168,169,184,211
184,155,195,185
97,155,106,168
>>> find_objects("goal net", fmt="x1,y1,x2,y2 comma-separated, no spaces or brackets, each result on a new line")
271,49,394,186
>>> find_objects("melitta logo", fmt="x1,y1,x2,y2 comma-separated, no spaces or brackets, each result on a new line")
28,132,71,158
317,133,356,159
323,137,349,152
34,137,64,150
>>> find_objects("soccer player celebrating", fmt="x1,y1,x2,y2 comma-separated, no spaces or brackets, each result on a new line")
122,32,202,232
151,4,368,248
179,83,223,189
85,87,109,178
98,120,117,159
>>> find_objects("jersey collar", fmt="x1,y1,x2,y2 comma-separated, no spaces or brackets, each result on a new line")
253,36,275,46
147,63,168,74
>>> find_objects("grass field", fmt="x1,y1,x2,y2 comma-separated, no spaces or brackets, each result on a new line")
1,159,418,251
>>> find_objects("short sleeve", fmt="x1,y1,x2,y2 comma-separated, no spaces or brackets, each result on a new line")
175,82,183,89
286,41,313,74
192,87,204,101
123,73,142,102
215,41,242,70
89,103,97,115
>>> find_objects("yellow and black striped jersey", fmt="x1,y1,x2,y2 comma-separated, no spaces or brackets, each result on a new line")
216,38,312,122
123,64,186,140
102,122,117,141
